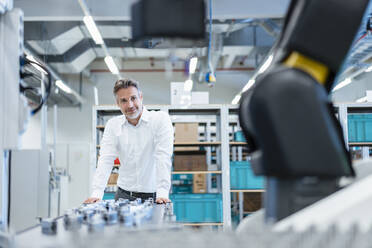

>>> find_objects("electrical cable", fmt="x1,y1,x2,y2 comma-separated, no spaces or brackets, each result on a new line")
21,57,52,115
20,85,38,93
207,0,213,72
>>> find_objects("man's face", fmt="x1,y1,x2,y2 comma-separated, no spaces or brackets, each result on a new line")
116,86,143,120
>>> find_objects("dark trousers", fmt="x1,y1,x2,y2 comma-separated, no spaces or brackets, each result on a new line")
115,187,156,202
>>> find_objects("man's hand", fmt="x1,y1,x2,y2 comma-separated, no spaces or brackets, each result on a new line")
156,198,171,204
83,197,100,204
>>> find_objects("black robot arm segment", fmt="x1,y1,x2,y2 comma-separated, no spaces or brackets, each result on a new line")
239,0,368,178
240,66,353,178
239,0,367,222
278,0,369,92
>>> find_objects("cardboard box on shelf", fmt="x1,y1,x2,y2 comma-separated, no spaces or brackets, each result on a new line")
108,173,119,185
243,192,262,212
174,123,199,151
173,151,207,171
193,173,207,193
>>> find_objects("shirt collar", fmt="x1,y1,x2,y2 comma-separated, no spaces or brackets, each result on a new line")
121,106,149,126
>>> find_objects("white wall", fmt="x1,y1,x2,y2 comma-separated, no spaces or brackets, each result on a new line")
332,73,372,102
92,70,252,105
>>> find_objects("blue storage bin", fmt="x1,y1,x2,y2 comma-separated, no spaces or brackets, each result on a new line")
230,161,264,189
103,192,115,200
234,131,246,142
170,193,222,223
172,174,193,186
348,114,372,142
172,174,193,180
172,185,193,194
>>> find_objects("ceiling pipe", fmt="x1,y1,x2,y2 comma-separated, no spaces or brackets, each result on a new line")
24,46,85,105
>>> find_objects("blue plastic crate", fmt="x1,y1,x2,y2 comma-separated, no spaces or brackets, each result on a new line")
103,192,115,200
348,114,372,142
234,131,246,142
172,185,193,194
170,193,222,223
230,161,264,189
172,174,193,180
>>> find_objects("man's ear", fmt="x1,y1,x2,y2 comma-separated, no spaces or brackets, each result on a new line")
139,91,143,101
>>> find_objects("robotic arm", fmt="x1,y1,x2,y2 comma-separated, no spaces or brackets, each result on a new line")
239,0,369,222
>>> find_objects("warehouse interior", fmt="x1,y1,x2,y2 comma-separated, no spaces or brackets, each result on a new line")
2,0,372,247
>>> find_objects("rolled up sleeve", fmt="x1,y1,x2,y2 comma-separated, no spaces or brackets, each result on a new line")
91,119,119,199
153,112,174,199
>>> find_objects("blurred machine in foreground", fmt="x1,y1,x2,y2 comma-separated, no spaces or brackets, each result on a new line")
14,199,177,248
239,0,369,223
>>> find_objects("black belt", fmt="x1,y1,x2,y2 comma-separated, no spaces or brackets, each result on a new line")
118,187,156,199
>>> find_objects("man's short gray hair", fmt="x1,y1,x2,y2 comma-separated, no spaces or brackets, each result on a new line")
113,78,141,95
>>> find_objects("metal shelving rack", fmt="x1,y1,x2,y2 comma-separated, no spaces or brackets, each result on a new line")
92,104,233,229
227,105,265,223
335,102,372,159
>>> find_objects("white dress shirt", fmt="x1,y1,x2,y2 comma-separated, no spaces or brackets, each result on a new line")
91,107,174,199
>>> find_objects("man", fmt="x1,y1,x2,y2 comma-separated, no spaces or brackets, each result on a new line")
84,78,173,204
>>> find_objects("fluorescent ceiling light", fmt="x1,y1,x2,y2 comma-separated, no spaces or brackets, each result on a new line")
232,95,241,104
365,66,372,72
332,78,352,91
184,79,193,92
356,96,367,103
242,79,256,92
258,55,273,74
56,80,72,94
83,15,104,45
26,55,48,75
104,56,119,75
189,57,198,74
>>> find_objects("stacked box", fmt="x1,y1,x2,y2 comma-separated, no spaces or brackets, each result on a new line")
174,123,199,151
193,173,206,193
243,192,262,212
173,151,207,171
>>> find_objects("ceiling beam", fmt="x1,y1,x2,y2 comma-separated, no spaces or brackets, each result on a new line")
16,0,290,21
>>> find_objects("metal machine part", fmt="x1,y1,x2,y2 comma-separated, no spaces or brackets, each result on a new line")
14,223,372,248
40,218,57,235
274,172,372,233
15,201,179,248
63,211,83,231
87,214,105,233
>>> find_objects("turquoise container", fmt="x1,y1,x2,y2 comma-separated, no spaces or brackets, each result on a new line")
171,185,193,194
170,193,223,223
234,131,246,142
348,114,372,142
102,192,115,200
230,161,264,189
172,174,193,180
